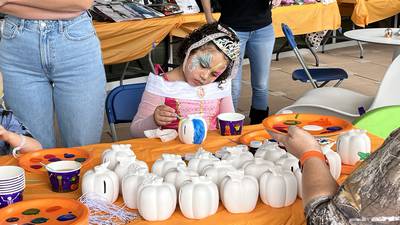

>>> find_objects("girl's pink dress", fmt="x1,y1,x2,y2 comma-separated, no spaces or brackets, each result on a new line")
130,73,234,138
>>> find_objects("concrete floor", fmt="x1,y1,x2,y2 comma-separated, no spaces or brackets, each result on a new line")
101,43,393,143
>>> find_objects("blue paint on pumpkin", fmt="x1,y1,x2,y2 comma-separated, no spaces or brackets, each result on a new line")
192,119,205,144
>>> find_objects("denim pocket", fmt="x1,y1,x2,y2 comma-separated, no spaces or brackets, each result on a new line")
64,18,95,41
1,20,18,40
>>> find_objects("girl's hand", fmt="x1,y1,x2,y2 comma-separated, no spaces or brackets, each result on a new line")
0,125,11,142
268,125,321,159
154,105,177,126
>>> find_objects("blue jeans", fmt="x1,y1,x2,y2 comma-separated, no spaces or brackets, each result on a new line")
232,24,275,110
0,12,106,148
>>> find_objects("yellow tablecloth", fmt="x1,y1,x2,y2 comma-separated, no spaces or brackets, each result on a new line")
338,0,400,27
0,125,384,225
95,2,341,65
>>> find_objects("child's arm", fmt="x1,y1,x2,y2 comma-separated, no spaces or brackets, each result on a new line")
0,125,41,154
130,91,165,138
220,96,235,113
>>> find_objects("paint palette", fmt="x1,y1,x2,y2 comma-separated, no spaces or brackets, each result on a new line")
263,113,353,137
18,148,93,174
239,130,272,146
0,198,88,225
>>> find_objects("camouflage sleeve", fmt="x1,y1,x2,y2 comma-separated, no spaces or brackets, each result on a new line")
305,196,351,225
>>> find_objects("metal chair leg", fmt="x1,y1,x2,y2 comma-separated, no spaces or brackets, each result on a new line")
110,123,118,142
357,41,364,59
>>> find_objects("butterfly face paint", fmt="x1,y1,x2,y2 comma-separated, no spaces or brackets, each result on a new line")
184,48,228,86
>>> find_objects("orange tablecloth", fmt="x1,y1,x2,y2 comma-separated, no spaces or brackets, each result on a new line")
0,125,384,225
95,2,341,65
338,0,400,27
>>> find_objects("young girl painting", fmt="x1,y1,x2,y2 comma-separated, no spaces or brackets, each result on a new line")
130,23,240,137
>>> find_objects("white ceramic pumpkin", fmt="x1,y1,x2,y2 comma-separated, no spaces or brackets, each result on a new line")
187,148,220,173
201,160,236,186
137,176,177,221
178,115,207,144
220,170,259,213
179,176,219,219
151,154,186,177
259,167,297,208
215,145,248,159
102,144,135,170
82,162,119,203
219,146,254,169
242,158,275,179
121,168,151,209
293,167,303,199
164,165,199,192
337,129,371,165
114,156,148,185
255,143,286,162
127,160,149,174
321,143,342,180
275,153,299,171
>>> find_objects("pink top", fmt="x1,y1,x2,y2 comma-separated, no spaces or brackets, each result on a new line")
130,73,234,138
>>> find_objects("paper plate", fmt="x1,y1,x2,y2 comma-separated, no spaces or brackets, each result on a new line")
0,198,88,225
263,113,353,137
239,130,272,146
18,148,93,174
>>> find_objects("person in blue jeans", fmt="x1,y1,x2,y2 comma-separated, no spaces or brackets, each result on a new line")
201,0,275,124
0,1,106,148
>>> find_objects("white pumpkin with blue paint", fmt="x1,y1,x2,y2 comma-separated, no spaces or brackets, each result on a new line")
178,115,208,145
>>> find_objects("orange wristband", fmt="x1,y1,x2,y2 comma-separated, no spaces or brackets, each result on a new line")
299,150,326,168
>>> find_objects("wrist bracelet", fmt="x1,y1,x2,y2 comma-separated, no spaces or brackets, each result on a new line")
12,134,26,158
299,150,327,169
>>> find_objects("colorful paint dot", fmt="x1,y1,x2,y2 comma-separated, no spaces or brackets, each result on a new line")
326,126,342,131
64,153,75,158
31,217,48,224
302,125,323,131
30,158,42,163
57,213,77,221
6,217,19,222
22,208,40,215
44,154,56,159
30,165,42,170
283,120,301,125
48,157,61,162
74,158,86,163
45,206,62,213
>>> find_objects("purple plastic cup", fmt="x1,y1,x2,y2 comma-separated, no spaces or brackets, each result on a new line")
0,190,23,208
217,113,245,136
45,161,81,193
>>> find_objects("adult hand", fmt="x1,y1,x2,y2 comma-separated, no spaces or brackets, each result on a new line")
268,126,321,159
0,125,11,142
205,15,217,24
154,105,177,126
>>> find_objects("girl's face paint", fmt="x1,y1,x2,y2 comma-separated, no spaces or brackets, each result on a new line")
184,47,228,86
